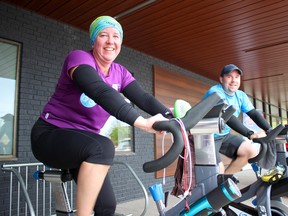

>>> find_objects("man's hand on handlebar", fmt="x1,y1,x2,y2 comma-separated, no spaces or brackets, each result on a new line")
248,124,284,164
250,130,267,140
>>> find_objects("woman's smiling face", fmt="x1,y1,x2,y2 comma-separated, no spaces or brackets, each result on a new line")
92,27,122,64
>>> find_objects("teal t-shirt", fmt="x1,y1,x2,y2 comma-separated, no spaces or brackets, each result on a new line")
202,84,254,137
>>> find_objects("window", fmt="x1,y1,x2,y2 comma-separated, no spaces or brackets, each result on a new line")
280,109,287,125
254,98,263,110
0,38,21,160
250,96,287,127
99,95,134,153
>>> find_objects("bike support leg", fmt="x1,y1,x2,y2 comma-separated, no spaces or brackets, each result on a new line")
52,182,74,216
256,184,272,216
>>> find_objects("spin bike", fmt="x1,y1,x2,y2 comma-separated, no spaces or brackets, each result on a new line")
144,96,288,216
33,92,228,216
223,124,288,216
143,92,243,216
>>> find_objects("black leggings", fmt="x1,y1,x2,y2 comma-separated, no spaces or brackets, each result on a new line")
31,118,116,215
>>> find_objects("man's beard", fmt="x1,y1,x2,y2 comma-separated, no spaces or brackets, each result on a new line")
221,83,235,96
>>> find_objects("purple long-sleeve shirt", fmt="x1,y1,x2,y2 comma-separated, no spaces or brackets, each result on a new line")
40,50,135,133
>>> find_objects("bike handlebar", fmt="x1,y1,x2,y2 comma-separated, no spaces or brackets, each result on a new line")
221,105,236,122
248,124,284,164
143,92,221,173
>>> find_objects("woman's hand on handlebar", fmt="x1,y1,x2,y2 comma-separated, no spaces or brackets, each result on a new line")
250,130,267,140
134,114,168,134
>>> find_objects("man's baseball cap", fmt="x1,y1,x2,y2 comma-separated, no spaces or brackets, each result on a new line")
220,64,243,77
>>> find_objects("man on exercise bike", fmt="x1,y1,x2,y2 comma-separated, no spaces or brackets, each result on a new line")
202,64,272,174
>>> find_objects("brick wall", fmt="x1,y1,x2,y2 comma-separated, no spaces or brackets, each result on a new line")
0,2,214,214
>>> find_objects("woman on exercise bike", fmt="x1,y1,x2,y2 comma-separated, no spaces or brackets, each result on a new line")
31,16,172,216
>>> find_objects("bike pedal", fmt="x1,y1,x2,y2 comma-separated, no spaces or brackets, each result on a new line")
261,166,284,183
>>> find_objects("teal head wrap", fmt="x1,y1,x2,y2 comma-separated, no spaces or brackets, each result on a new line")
89,16,123,45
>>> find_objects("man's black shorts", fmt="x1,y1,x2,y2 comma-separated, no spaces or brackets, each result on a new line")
214,133,245,163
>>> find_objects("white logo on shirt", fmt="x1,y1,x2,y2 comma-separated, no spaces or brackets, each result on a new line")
112,84,120,91
80,93,96,108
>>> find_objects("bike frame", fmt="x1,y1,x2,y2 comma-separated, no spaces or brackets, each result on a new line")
148,95,287,216
148,96,243,216
227,126,288,216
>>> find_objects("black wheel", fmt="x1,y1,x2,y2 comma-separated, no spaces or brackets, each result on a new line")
271,201,288,216
271,208,288,216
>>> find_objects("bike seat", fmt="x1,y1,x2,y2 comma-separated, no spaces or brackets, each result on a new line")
34,168,73,183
